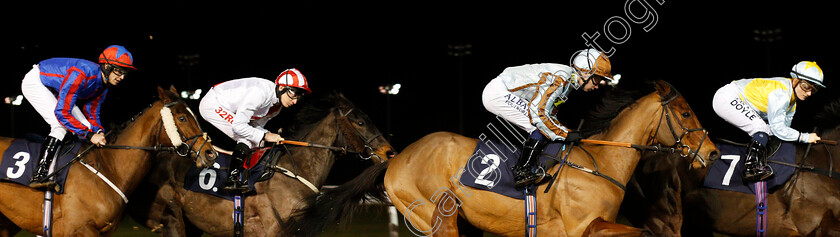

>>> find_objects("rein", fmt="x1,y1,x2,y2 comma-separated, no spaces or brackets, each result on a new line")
547,85,709,191
44,100,208,203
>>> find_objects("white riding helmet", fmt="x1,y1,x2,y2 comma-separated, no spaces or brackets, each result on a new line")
570,49,618,85
790,61,825,88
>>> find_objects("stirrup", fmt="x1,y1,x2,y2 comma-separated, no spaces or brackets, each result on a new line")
743,166,774,183
29,179,56,190
514,167,552,189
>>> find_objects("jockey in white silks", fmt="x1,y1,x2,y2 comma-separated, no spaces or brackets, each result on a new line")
712,61,825,182
198,68,311,191
481,49,619,188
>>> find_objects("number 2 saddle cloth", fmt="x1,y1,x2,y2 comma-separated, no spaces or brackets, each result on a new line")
703,140,796,194
458,139,566,200
184,147,280,200
0,135,82,194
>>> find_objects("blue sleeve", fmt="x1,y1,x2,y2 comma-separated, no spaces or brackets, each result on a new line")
55,70,93,137
82,88,107,134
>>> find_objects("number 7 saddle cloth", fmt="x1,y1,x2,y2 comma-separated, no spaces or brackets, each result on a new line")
0,136,82,194
703,141,796,194
458,139,565,200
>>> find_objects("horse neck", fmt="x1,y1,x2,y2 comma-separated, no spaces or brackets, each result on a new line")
593,93,663,184
288,111,339,187
96,104,162,195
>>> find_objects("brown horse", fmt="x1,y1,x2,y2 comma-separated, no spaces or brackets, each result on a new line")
0,86,216,236
286,80,719,236
621,97,840,236
126,92,396,236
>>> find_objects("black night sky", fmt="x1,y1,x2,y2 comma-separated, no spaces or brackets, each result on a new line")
2,1,836,180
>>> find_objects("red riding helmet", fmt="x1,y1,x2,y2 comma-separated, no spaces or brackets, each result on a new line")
99,45,136,70
275,68,311,94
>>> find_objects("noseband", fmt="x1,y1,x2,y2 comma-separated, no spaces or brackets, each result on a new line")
335,107,385,162
655,88,709,167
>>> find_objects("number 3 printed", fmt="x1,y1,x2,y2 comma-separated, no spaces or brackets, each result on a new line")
6,152,30,179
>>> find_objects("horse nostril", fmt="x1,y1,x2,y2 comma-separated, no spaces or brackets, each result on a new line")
709,150,720,160
386,150,397,158
205,149,217,159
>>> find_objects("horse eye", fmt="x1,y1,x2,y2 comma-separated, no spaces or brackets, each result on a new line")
357,121,365,126
681,112,691,118
179,116,187,122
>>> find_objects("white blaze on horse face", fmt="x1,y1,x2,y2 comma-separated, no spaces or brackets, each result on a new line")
160,106,184,146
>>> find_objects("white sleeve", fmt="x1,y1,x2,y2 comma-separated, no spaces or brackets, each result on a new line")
766,89,806,142
231,95,268,146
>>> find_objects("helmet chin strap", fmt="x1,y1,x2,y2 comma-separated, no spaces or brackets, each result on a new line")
276,85,289,100
100,64,114,85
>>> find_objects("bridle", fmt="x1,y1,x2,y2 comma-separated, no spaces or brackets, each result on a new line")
334,106,385,163
102,100,213,161
653,86,709,167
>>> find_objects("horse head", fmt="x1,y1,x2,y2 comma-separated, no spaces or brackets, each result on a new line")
652,80,719,168
331,92,397,163
157,85,217,168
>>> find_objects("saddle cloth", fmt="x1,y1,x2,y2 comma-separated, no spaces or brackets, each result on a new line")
0,137,82,194
184,147,279,200
703,142,796,194
458,139,565,200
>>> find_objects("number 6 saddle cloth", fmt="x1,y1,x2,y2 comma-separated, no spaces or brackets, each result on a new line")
458,139,565,200
184,147,281,200
703,140,796,194
0,135,82,194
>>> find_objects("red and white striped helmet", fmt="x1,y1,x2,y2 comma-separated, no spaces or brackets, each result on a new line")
275,68,311,93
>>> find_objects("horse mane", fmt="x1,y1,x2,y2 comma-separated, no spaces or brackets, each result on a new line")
106,89,185,142
276,91,344,140
578,80,658,138
813,96,840,133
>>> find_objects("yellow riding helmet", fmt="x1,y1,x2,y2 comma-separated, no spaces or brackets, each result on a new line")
790,61,825,88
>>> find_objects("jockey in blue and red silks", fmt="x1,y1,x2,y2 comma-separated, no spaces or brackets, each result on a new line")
21,45,136,188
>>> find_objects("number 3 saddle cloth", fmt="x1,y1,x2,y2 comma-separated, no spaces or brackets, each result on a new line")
0,135,82,193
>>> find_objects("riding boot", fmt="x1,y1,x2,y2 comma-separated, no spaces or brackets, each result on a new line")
512,138,548,189
743,133,774,182
30,136,61,189
224,143,251,192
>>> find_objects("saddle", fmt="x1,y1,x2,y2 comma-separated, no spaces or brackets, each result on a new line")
184,146,285,200
703,137,796,194
0,134,82,193
458,139,567,200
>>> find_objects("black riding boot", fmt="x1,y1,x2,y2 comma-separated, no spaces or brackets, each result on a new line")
512,138,548,189
224,143,251,192
743,139,774,182
30,136,61,189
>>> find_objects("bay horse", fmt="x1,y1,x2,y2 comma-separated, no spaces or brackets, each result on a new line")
621,97,840,236
126,91,396,236
287,80,719,236
0,86,216,236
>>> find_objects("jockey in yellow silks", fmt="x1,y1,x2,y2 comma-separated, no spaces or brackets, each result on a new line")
482,49,618,188
712,61,824,182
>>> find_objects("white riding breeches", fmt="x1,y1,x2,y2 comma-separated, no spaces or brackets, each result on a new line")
712,83,770,136
198,88,262,148
482,77,537,134
21,65,91,141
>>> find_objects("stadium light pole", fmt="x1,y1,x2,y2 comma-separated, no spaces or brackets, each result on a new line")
5,95,23,137
379,84,401,142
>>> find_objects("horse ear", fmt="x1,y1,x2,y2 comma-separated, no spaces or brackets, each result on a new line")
654,80,671,95
158,86,174,104
169,85,179,95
